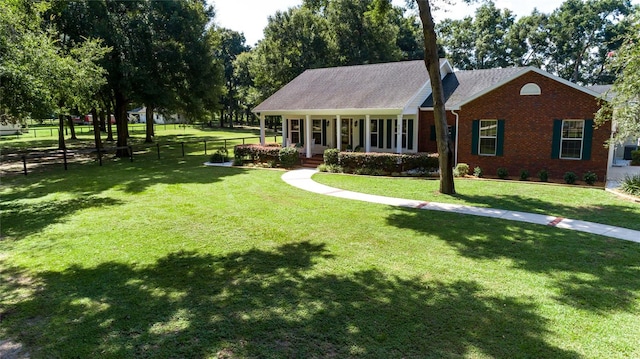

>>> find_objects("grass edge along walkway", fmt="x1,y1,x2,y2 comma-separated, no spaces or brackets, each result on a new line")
281,169,640,243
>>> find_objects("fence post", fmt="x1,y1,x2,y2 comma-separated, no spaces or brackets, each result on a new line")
129,146,133,162
204,140,207,155
50,128,53,136
34,129,37,138
63,148,68,170
224,139,227,149
242,138,245,145
181,142,185,157
22,155,27,175
157,143,160,159
274,135,277,143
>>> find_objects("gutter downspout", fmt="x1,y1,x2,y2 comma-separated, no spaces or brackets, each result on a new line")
452,109,460,166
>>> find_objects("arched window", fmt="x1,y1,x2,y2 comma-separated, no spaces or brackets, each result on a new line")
520,83,541,96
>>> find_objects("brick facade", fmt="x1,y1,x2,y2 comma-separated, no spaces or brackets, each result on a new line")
419,71,611,181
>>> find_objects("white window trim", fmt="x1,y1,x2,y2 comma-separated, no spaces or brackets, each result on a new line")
560,119,584,160
289,119,301,145
478,119,498,156
370,119,379,148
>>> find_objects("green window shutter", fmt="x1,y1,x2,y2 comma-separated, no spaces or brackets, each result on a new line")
430,125,436,141
471,120,479,155
387,119,392,149
582,119,593,160
378,119,384,148
450,126,456,142
300,121,304,145
408,119,414,150
496,119,505,156
551,119,562,159
359,119,364,148
322,120,327,146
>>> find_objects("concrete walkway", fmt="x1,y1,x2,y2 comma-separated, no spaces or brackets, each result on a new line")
282,169,640,244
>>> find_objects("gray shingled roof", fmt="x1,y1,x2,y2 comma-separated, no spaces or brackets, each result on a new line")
253,60,432,113
422,67,524,108
587,84,612,94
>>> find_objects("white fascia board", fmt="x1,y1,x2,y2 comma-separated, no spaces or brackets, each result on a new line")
254,108,403,117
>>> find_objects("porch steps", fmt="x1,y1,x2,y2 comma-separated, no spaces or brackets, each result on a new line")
300,154,324,168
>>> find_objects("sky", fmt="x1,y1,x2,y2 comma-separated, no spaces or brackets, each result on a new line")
210,0,617,46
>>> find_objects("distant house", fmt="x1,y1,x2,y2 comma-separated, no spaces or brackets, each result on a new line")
127,107,187,124
253,59,617,181
0,122,22,135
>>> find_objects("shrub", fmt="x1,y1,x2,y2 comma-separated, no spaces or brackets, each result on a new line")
474,166,483,177
232,157,244,166
209,147,228,163
631,150,640,166
324,148,340,165
234,144,281,163
335,152,438,174
325,164,343,173
454,163,469,177
621,174,640,196
583,171,598,185
563,171,577,184
538,169,549,182
497,167,508,179
278,146,299,168
519,169,529,181
354,167,383,176
317,163,329,172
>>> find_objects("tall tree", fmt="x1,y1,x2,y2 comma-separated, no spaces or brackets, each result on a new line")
50,0,221,155
215,28,250,128
595,10,640,144
416,0,455,194
545,0,632,84
251,6,335,100
0,0,106,130
437,1,521,69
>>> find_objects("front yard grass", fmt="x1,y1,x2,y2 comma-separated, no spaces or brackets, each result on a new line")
313,172,640,231
1,155,639,358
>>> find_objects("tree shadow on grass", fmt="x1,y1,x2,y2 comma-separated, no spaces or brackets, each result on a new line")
386,207,640,314
0,158,250,240
1,241,579,358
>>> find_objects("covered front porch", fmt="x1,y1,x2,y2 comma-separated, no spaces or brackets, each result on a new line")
257,113,418,158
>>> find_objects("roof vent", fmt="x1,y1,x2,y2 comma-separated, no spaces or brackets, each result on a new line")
520,83,541,96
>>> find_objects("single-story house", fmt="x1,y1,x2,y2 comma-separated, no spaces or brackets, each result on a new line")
127,107,187,124
253,59,618,180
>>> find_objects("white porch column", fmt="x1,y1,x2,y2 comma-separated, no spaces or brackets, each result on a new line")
365,115,371,152
282,117,288,147
259,114,266,145
336,115,342,151
396,114,403,154
305,114,312,158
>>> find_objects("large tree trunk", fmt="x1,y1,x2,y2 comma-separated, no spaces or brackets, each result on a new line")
67,115,78,140
99,109,106,132
417,0,455,194
58,114,66,150
145,105,155,143
114,91,129,157
91,107,102,152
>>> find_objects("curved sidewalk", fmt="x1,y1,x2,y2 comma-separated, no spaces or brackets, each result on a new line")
282,169,640,244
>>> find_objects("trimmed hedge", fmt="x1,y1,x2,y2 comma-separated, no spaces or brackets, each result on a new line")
325,149,438,175
234,144,281,163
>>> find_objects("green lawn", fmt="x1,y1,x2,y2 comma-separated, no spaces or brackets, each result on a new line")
1,153,639,358
313,173,640,231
